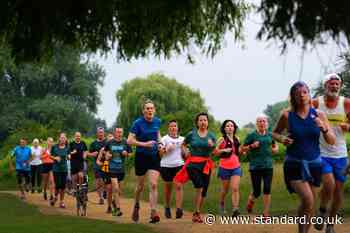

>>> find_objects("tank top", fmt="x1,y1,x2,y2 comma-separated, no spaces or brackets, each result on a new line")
287,108,321,161
218,137,240,169
41,148,54,164
318,96,348,158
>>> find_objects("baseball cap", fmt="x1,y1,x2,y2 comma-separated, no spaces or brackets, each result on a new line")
323,73,342,86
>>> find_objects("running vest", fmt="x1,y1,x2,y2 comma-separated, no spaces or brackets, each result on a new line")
318,96,348,158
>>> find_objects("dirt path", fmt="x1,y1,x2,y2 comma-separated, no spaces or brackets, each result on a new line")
2,191,349,233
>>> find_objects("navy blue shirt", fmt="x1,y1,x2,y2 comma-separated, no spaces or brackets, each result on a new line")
130,116,161,156
287,108,321,161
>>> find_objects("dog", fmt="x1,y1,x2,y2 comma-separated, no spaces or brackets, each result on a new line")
76,181,88,216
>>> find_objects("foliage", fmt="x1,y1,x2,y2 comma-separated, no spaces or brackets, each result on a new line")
115,73,220,135
263,100,289,130
257,0,350,50
0,45,106,142
313,53,350,98
0,0,249,62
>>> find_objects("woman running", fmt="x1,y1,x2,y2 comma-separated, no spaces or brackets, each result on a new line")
241,115,278,218
215,119,241,217
127,99,162,223
41,137,55,202
30,138,43,193
273,81,335,233
159,120,185,219
51,133,70,208
174,112,216,223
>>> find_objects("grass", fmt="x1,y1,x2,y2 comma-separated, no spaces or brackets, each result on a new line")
121,163,350,217
0,193,156,233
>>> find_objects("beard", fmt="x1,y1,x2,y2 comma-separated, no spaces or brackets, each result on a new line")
325,88,340,98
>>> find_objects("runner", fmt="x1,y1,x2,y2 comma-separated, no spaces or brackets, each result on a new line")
174,112,216,223
40,137,55,201
51,132,70,208
273,81,335,233
103,127,132,217
127,99,162,223
9,138,32,200
214,119,241,217
312,73,350,233
69,132,88,193
88,127,107,205
30,138,43,193
159,120,185,219
241,115,278,218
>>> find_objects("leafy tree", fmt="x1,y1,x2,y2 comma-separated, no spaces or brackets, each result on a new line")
263,100,289,129
0,45,105,141
0,0,249,62
257,0,350,50
313,53,350,98
115,73,219,134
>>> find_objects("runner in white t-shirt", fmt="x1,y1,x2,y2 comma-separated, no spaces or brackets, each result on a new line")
30,138,43,193
159,120,185,219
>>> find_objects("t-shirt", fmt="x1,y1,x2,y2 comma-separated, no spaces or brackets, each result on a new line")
244,130,274,170
130,116,161,156
104,139,132,174
184,129,216,170
12,146,32,171
160,135,185,168
51,144,69,173
69,141,87,167
89,139,107,170
30,146,42,166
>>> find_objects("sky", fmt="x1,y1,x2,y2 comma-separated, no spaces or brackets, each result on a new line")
94,13,347,128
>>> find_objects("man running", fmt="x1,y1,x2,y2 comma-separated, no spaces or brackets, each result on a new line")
9,138,32,200
88,127,107,205
103,127,132,217
69,132,88,193
312,73,350,233
127,100,162,223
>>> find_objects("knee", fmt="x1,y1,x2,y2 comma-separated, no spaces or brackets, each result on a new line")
136,183,144,192
301,196,314,213
232,186,239,193
150,182,158,192
175,183,182,191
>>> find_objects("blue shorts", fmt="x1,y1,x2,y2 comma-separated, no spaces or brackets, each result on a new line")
218,167,242,180
321,157,348,183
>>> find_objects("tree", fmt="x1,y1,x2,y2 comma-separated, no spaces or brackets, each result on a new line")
0,45,106,141
0,0,249,62
257,0,350,50
115,73,219,134
313,53,350,98
263,100,289,129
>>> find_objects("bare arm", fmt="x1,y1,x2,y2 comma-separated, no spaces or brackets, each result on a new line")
316,110,336,145
272,110,294,146
127,132,155,148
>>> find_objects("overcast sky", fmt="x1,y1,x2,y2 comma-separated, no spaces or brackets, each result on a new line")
94,13,346,128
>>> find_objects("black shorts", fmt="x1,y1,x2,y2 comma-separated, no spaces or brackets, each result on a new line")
41,164,53,174
134,152,160,176
186,163,211,197
102,172,125,185
71,163,84,175
284,161,322,193
54,172,68,190
16,170,30,185
160,166,183,182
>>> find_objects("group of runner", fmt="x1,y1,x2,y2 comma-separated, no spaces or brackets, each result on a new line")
9,73,350,233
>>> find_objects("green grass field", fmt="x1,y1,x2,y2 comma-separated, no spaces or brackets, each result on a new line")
0,193,156,233
121,163,350,217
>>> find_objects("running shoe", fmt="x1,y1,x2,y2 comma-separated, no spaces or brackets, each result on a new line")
246,199,254,213
59,202,66,209
232,208,240,217
314,208,327,231
106,206,112,214
325,224,336,233
176,208,183,219
219,203,226,215
149,212,160,224
131,203,140,222
164,207,172,219
192,212,203,223
116,208,123,217
43,192,47,200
